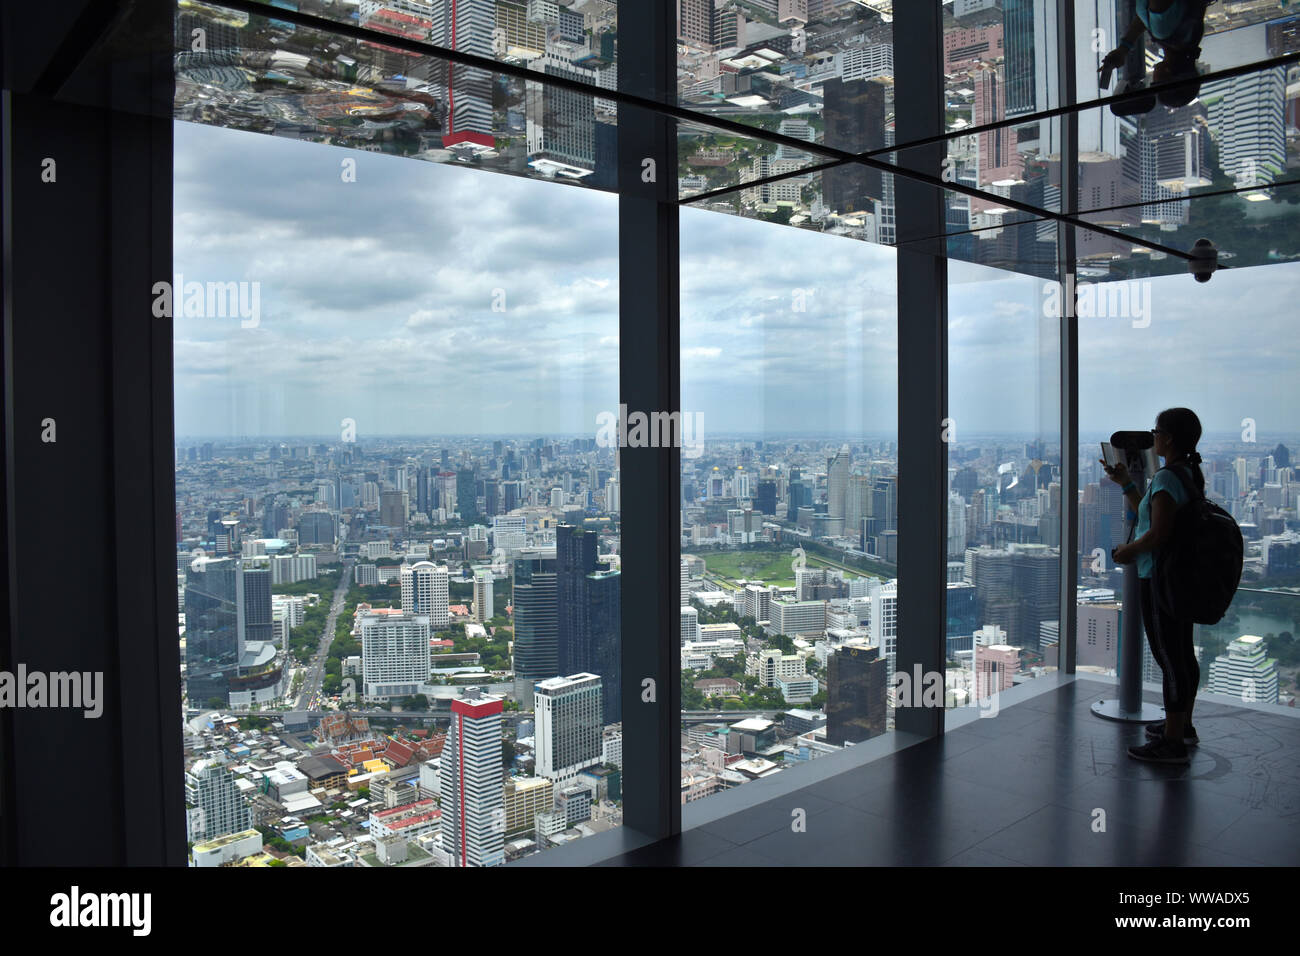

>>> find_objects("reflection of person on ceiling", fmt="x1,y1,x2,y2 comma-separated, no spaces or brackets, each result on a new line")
1101,0,1210,113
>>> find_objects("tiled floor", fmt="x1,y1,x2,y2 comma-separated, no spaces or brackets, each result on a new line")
598,680,1300,866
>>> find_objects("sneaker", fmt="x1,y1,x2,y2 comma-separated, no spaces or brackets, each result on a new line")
1145,721,1198,745
1127,738,1190,765
1111,77,1156,116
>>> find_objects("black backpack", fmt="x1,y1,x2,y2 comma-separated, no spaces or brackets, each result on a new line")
1151,462,1243,625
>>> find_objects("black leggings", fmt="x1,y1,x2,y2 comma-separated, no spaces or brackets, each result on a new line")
1139,576,1199,713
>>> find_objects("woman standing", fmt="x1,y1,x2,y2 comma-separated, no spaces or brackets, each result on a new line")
1102,407,1205,764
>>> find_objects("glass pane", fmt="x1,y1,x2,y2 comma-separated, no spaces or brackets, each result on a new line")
676,0,896,144
226,0,618,94
679,205,899,807
174,1,619,189
174,109,621,864
947,258,1062,709
1078,0,1300,112
1077,262,1300,709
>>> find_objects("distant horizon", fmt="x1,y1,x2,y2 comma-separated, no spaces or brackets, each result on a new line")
173,430,1300,444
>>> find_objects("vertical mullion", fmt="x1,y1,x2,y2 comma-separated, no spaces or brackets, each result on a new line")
617,2,680,840
1057,0,1079,675
893,1,947,739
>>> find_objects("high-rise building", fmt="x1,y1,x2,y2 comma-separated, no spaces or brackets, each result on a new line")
400,561,449,628
1078,602,1121,671
945,580,977,656
1205,67,1287,189
1002,0,1037,117
242,566,272,644
380,489,409,532
867,579,898,684
1207,635,1280,704
822,77,886,214
1012,544,1057,653
826,642,887,746
827,445,850,519
457,468,479,521
526,54,600,179
583,568,621,725
185,757,252,842
512,548,558,708
975,642,1020,698
440,688,505,867
503,776,554,837
473,568,494,623
296,511,336,547
680,605,700,646
360,612,430,701
184,555,244,705
534,673,603,785
416,465,433,517
428,0,495,151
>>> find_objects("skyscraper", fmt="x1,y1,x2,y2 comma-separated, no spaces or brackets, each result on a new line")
457,468,479,521
513,548,558,708
827,445,850,520
400,561,450,628
440,687,505,867
473,568,494,623
429,0,495,152
184,555,244,705
555,526,621,720
416,465,432,517
822,77,886,214
1003,0,1037,117
826,643,887,746
242,566,272,644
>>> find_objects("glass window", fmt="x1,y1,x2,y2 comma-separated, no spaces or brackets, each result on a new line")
679,204,899,805
174,31,621,864
947,257,1062,707
1077,261,1300,708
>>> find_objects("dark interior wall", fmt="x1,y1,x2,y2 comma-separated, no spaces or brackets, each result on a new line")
2,0,182,866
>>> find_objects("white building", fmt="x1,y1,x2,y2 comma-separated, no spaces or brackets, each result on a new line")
440,688,506,867
360,612,431,701
534,673,603,785
191,829,262,867
748,648,806,687
1208,635,1279,704
185,757,251,842
767,599,826,637
680,605,700,646
400,561,449,628
270,552,316,585
869,579,898,684
474,568,495,623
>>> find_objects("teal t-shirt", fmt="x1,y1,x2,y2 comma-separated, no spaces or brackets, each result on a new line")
1136,0,1200,46
1135,467,1191,579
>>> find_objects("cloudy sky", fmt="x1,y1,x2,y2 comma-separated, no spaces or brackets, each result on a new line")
174,120,1300,442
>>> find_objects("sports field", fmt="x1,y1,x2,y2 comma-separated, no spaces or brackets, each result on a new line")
690,548,866,590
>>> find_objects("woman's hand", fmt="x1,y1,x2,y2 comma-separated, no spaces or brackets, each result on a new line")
1101,47,1128,71
1111,543,1136,565
1100,459,1131,488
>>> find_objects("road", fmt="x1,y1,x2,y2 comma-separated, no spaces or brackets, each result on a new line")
295,558,354,710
